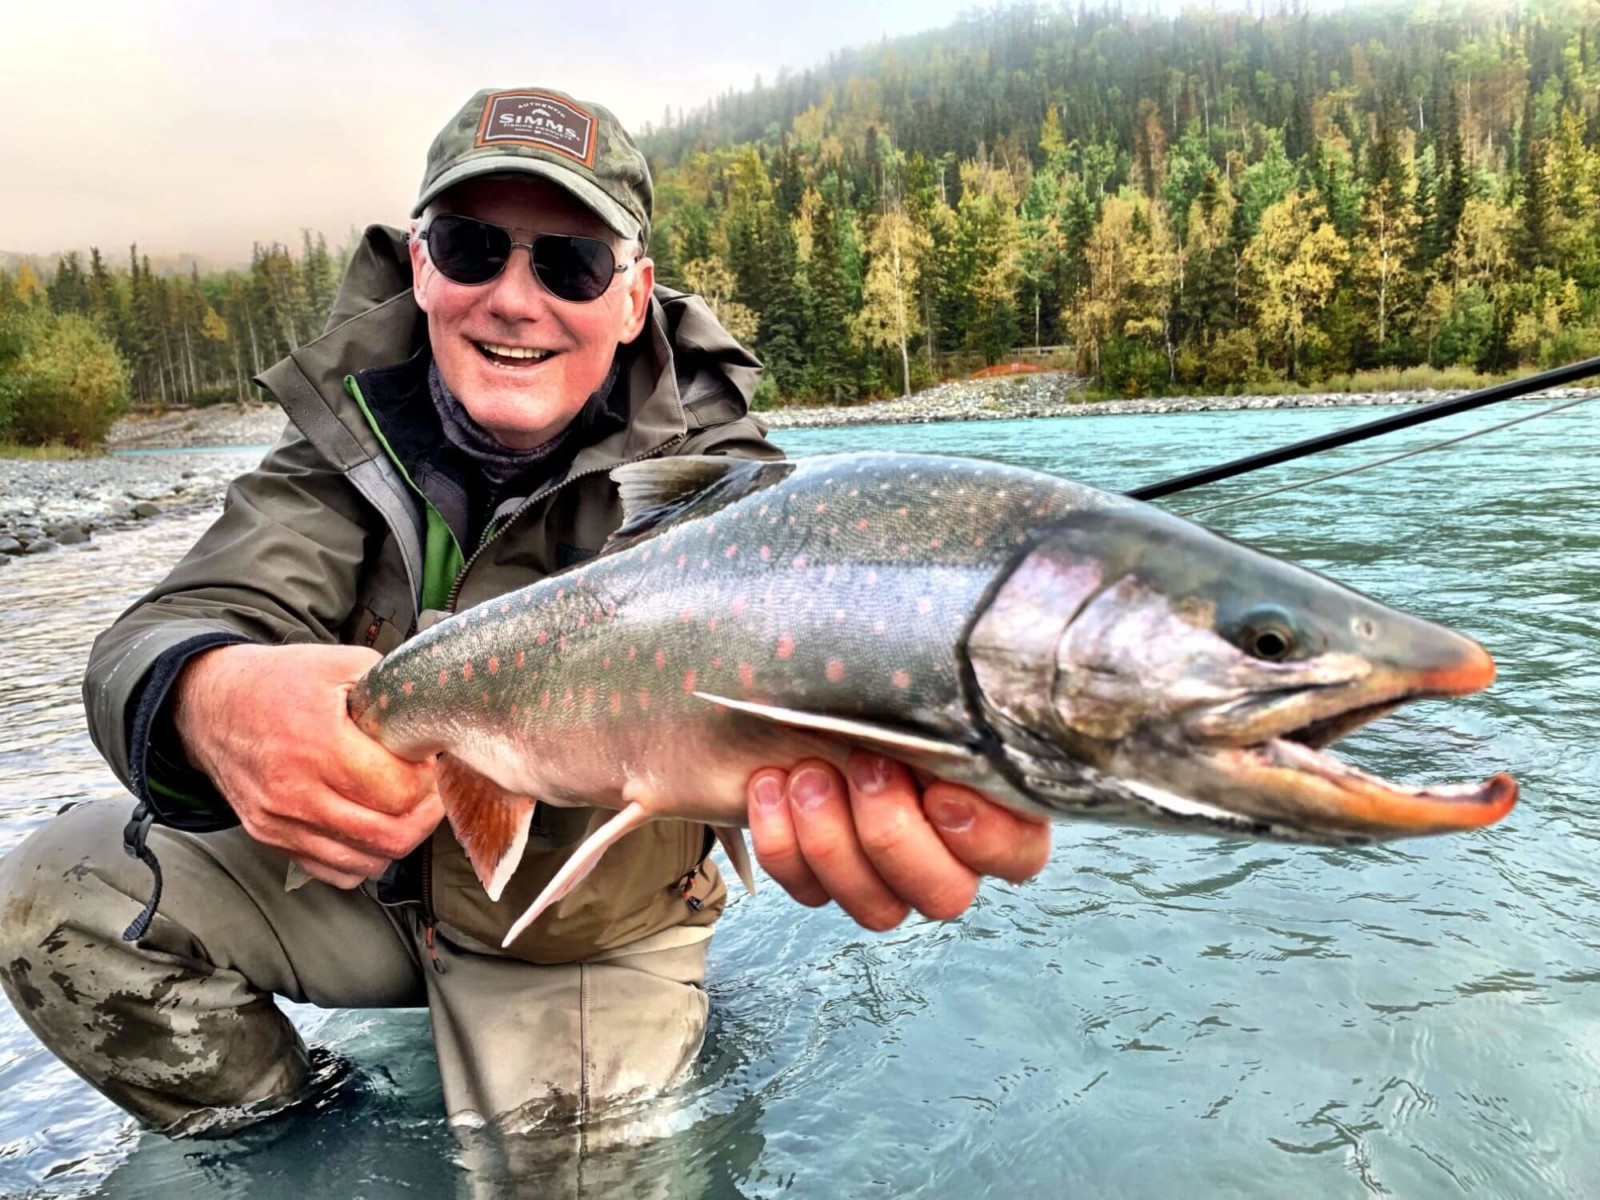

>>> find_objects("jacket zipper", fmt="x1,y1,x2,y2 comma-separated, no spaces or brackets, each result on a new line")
443,433,687,613
420,841,444,973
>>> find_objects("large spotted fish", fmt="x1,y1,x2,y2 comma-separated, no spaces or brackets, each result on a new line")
348,452,1516,945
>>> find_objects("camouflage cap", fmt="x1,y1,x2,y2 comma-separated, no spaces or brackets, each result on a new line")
414,88,652,247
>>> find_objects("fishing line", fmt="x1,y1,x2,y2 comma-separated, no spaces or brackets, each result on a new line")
1177,390,1599,518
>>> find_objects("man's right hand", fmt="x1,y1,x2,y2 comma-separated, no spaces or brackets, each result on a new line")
172,644,444,888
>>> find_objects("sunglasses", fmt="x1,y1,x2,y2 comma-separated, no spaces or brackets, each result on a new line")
418,214,636,303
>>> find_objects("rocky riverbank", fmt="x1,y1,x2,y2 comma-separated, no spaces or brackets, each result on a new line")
4,375,1591,562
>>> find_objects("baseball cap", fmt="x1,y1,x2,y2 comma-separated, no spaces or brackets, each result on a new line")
414,88,652,248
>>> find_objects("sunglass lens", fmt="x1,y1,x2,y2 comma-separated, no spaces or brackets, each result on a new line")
532,235,615,302
429,216,511,285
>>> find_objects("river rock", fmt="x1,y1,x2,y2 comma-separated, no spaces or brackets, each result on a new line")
24,538,59,555
132,501,162,519
0,537,21,556
56,527,90,546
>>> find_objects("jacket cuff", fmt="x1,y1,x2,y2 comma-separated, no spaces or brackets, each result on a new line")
127,633,253,831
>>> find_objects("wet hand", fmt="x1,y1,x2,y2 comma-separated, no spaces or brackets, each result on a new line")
745,752,1051,930
173,644,444,889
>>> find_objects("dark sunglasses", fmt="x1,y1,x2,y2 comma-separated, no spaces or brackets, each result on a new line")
418,214,636,303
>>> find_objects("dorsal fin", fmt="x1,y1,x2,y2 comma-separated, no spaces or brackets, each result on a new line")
604,456,791,549
613,456,747,522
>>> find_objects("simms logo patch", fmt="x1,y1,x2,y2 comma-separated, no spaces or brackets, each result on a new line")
476,91,597,167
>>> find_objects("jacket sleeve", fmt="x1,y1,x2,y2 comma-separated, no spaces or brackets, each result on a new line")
83,423,382,827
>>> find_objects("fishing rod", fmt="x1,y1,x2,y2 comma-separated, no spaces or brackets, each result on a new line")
1124,353,1600,502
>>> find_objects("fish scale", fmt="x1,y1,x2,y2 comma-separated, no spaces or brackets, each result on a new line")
350,451,1516,948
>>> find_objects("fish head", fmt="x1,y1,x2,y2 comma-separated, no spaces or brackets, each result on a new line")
968,503,1516,843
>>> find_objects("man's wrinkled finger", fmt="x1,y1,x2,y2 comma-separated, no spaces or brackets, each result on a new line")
846,753,978,921
747,769,829,907
922,782,1052,884
787,759,910,932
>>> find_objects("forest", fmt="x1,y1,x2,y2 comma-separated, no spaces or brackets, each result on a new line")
3,1,1599,442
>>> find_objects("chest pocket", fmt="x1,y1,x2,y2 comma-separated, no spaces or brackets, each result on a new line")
347,603,407,655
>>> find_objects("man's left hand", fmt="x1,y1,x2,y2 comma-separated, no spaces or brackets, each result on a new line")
746,753,1051,930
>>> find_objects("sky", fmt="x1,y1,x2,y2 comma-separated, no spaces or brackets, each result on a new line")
1,0,991,265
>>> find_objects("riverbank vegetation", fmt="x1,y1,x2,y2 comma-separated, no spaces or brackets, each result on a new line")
2,1,1599,444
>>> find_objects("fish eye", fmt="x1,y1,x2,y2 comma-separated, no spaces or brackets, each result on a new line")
1232,605,1300,662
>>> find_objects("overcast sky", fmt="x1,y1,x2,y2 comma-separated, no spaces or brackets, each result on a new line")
3,0,990,264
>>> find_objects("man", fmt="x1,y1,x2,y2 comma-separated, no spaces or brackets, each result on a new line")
0,87,1049,1137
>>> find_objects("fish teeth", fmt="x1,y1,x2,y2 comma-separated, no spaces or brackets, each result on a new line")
478,342,552,361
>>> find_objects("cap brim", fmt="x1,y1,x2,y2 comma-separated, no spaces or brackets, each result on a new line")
412,157,641,243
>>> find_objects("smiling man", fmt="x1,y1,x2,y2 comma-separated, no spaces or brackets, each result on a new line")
0,87,1049,1140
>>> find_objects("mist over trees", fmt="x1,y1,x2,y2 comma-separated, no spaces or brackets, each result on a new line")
4,0,1600,443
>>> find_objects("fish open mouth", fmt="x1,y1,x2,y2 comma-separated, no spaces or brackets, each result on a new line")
1198,642,1517,837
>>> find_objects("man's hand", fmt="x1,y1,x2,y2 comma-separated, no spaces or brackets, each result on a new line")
173,644,443,888
746,753,1051,930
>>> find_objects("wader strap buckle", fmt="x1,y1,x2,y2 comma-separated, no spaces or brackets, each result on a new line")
120,803,163,942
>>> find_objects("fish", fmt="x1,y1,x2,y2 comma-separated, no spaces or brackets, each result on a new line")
347,452,1516,947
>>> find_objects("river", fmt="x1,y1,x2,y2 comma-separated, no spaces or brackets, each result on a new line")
1,400,1596,1197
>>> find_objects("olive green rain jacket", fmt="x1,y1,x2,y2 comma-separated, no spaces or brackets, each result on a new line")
83,226,781,964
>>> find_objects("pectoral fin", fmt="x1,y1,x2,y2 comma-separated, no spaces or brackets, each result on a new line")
437,753,537,903
691,692,985,777
502,801,653,948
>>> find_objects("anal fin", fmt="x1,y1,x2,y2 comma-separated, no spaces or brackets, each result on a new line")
437,753,537,902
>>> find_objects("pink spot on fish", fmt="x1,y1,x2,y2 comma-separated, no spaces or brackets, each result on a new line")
638,690,651,711
584,684,596,708
609,692,623,715
559,636,569,652
603,655,612,668
731,595,748,615
516,650,525,669
500,601,510,613
680,608,695,624
488,656,499,675
461,662,474,682
930,537,943,549
537,630,549,645
792,553,808,569
896,506,909,517
892,670,911,689
541,689,551,710
825,565,838,582
776,635,795,660
834,609,846,623
725,544,738,558
873,620,886,635
826,659,845,683
556,587,565,600
855,518,869,531
437,668,449,688
562,688,575,709
627,645,637,660
760,546,771,561
708,617,719,634
378,693,389,710
683,668,697,693
655,649,667,669
916,597,933,615
678,553,688,568
402,681,414,696
739,662,754,687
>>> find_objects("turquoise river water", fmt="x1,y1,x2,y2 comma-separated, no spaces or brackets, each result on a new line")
0,399,1596,1197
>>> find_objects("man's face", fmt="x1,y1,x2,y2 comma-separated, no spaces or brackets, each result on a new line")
410,175,654,449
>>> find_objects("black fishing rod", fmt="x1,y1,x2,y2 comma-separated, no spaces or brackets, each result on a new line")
1125,354,1600,502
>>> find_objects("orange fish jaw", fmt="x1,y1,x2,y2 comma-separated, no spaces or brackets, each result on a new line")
1201,739,1517,839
